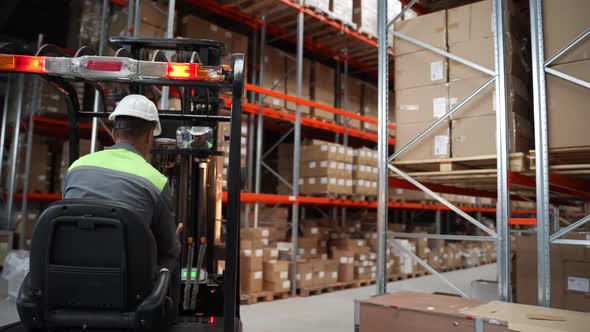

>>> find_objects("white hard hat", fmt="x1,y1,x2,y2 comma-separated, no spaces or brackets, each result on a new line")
109,94,162,136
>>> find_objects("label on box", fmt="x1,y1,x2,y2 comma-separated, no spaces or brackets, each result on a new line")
434,135,449,156
371,266,377,272
567,277,590,292
340,257,348,264
338,162,345,170
261,229,270,237
360,255,366,261
309,161,317,168
432,97,447,119
320,161,327,167
273,98,281,106
330,146,337,153
358,267,365,274
299,178,304,185
224,31,232,38
280,271,288,279
319,177,327,184
357,240,364,247
296,273,301,280
282,280,290,289
255,249,263,257
310,248,317,255
321,145,329,152
305,273,312,281
210,24,219,32
400,104,419,111
299,248,305,255
348,257,354,264
430,61,443,81
370,253,376,260
346,179,353,186
321,240,327,247
363,261,369,266
254,271,262,279
262,239,269,246
330,161,337,168
319,271,325,279
331,272,338,279
270,249,278,257
359,165,366,172
243,249,252,257
338,147,345,154
330,178,337,185
348,150,354,157
309,178,316,185
338,179,345,185
346,164,353,171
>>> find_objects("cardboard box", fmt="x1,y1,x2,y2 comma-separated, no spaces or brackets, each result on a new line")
263,47,288,109
451,113,531,157
447,0,522,45
286,57,312,115
325,259,339,284
241,270,263,294
395,84,449,125
311,259,326,287
448,36,528,81
354,148,378,166
331,239,367,251
140,0,172,31
301,160,352,178
394,50,448,91
345,78,363,129
263,280,291,292
353,0,377,36
241,249,263,272
393,10,446,56
395,121,450,160
296,261,314,289
311,63,335,121
547,59,590,149
263,247,279,262
448,75,530,119
360,291,590,332
331,249,355,282
543,0,590,66
300,177,348,195
263,260,290,282
516,233,590,312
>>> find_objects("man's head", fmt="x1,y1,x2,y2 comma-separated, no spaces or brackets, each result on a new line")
109,95,161,158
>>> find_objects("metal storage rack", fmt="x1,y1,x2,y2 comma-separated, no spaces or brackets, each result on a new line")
374,0,590,305
529,0,590,307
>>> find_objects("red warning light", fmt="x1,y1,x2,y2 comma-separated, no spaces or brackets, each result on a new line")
86,60,123,71
208,316,215,325
166,62,196,80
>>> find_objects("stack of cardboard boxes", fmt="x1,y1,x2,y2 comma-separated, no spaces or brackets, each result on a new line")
353,147,378,196
108,1,174,48
393,0,532,161
240,228,267,294
298,140,354,195
263,260,291,293
544,0,590,150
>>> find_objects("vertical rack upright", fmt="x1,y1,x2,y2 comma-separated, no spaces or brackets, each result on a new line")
376,0,512,299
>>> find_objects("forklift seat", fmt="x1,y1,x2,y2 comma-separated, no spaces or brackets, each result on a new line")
16,199,173,331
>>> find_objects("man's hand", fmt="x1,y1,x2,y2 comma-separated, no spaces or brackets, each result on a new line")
176,223,184,238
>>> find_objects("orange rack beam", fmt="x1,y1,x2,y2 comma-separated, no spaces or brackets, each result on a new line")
221,96,395,145
221,192,536,215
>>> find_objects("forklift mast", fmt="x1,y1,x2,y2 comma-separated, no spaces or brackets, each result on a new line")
0,37,244,332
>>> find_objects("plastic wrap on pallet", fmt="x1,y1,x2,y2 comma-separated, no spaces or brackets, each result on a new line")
331,0,354,25
305,0,331,13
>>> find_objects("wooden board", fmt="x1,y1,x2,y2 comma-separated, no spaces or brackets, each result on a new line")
392,153,528,173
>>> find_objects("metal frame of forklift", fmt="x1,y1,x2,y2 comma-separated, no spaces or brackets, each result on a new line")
0,37,244,332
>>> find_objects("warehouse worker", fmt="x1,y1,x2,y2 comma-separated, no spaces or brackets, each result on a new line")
62,95,181,318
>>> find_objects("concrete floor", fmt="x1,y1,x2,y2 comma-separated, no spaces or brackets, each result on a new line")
0,264,497,331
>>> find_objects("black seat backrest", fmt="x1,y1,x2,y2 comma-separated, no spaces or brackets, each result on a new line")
29,199,158,311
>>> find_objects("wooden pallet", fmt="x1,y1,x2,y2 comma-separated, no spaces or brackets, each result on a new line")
271,290,290,301
298,282,351,297
392,153,528,174
240,291,274,305
528,148,590,176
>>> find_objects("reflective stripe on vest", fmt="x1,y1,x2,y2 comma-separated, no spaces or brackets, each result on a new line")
68,148,167,192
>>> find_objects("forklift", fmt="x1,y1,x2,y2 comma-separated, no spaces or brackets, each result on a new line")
0,37,244,331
